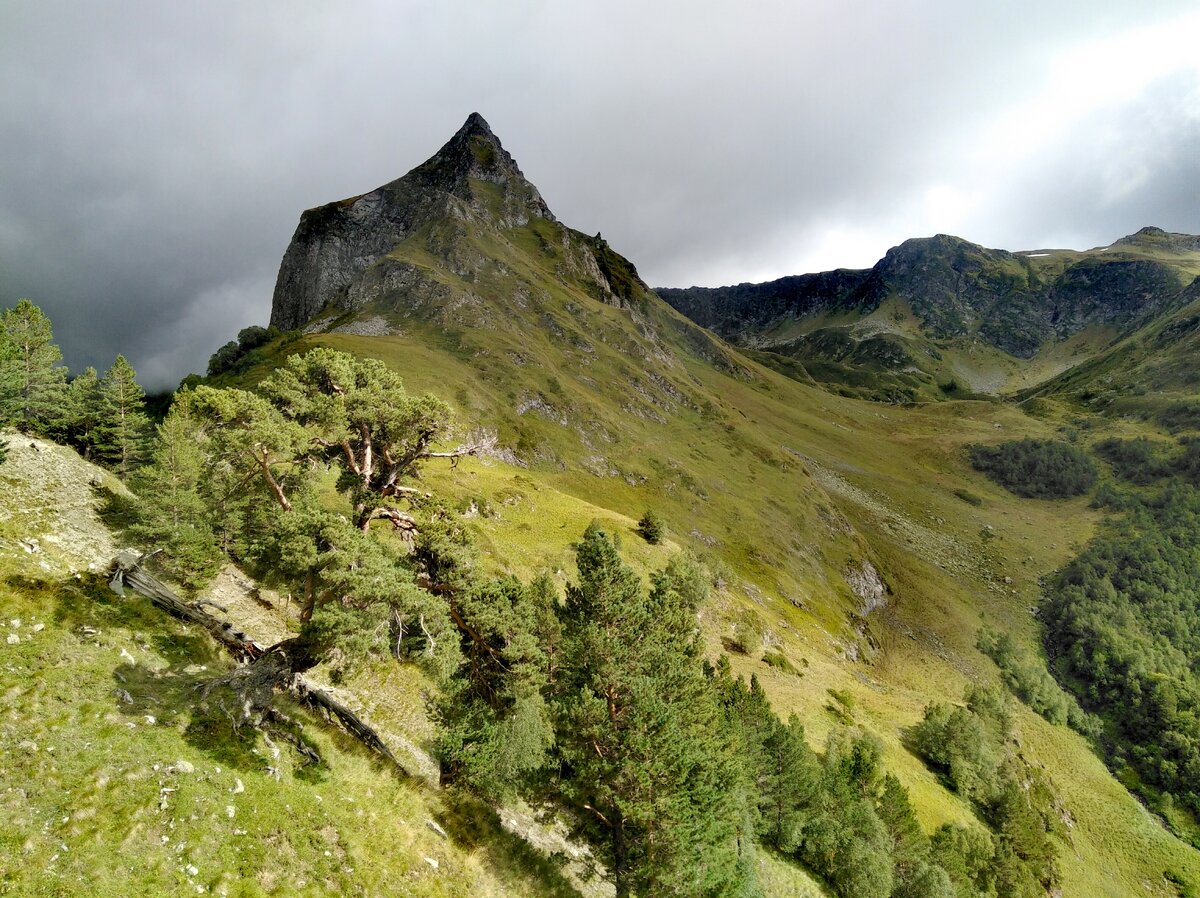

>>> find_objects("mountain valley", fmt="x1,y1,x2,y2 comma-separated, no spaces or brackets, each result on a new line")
4,113,1200,898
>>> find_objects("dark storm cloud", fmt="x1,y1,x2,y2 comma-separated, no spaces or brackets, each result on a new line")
1,1,1197,388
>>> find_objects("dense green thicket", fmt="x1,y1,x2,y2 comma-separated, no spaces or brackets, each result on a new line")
976,628,1097,735
910,686,1063,895
1093,436,1200,487
968,439,1097,499
1092,437,1175,484
1043,479,1200,821
206,324,282,376
0,300,149,476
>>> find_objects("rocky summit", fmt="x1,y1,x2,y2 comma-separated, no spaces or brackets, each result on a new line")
270,113,602,332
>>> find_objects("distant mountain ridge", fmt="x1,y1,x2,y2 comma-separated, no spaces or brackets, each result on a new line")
658,227,1200,400
660,228,1200,356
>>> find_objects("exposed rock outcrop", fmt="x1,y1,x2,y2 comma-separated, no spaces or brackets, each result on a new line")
269,113,625,332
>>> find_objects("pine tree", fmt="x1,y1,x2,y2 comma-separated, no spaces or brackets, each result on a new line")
129,405,223,591
434,575,557,797
94,355,150,478
554,525,752,897
63,366,101,456
0,299,68,433
758,713,819,852
636,508,664,544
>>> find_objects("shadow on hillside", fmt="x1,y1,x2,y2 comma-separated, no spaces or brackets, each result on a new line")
28,570,309,774
433,789,598,898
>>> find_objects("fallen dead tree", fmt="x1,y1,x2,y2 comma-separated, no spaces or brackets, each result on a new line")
109,550,398,767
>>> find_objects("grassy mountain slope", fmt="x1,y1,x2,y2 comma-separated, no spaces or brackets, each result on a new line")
211,117,1200,895
9,114,1200,895
0,436,638,898
221,334,1200,895
1030,277,1200,428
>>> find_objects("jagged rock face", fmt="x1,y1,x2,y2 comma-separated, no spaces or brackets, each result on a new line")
660,231,1196,359
1048,259,1182,336
270,113,560,332
658,269,875,343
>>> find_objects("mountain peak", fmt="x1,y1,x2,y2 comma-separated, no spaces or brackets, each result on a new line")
395,113,554,223
458,111,494,138
1112,226,1200,253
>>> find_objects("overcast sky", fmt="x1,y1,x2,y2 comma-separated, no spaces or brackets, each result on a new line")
2,2,1199,388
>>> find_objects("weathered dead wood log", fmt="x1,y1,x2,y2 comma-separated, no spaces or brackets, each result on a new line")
295,677,397,764
110,550,263,660
108,551,400,769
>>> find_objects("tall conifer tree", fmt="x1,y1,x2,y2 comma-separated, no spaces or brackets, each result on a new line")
94,354,150,478
0,299,68,433
554,526,752,897
63,366,101,456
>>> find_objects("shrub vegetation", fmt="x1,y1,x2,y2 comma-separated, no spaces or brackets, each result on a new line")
968,438,1097,498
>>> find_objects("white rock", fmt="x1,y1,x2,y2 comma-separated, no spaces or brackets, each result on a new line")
6,634,19,645
424,857,439,871
225,805,235,819
231,779,244,794
174,760,195,775
144,715,156,725
185,863,198,876
32,623,44,633
10,619,21,628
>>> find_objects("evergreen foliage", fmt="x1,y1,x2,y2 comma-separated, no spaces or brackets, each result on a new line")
968,438,1097,498
434,573,557,798
94,355,151,478
1093,436,1174,484
1094,435,1200,488
206,324,281,376
1043,479,1200,819
127,405,223,591
0,299,68,433
126,350,468,712
553,528,751,897
636,508,665,544
63,366,101,457
258,347,454,530
909,686,1061,892
976,627,1097,734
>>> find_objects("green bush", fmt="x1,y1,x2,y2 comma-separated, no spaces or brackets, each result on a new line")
762,650,799,675
727,607,764,654
968,438,1097,498
636,508,664,544
977,626,1099,736
954,488,983,506
1094,437,1174,485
